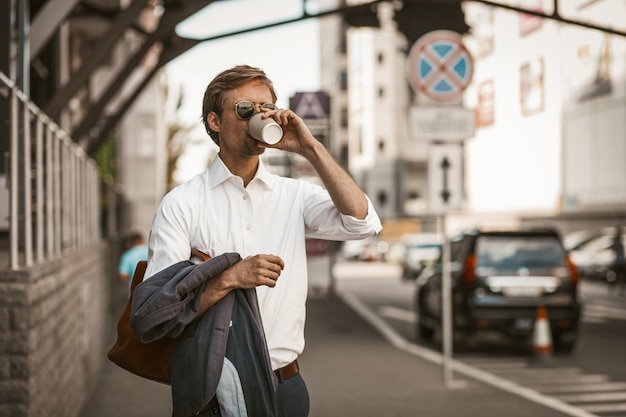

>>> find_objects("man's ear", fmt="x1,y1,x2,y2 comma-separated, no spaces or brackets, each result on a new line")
208,112,220,133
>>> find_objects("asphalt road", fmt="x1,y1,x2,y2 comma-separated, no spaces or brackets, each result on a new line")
80,258,625,417
331,260,626,417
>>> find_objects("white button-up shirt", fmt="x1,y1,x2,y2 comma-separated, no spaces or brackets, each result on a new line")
145,156,382,369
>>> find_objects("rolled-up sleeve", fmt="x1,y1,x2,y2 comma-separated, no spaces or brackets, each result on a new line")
339,194,383,236
304,183,382,241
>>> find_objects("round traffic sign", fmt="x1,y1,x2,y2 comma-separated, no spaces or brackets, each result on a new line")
407,30,474,102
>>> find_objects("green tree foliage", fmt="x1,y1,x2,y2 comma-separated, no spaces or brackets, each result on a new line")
165,83,195,190
94,136,116,182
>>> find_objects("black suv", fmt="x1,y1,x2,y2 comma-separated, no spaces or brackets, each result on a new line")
414,228,581,353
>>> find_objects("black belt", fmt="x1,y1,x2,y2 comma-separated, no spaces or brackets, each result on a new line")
274,359,299,382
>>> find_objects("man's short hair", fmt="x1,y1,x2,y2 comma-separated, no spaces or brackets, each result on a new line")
201,65,278,145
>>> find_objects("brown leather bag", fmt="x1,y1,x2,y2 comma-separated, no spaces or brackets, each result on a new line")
107,250,210,384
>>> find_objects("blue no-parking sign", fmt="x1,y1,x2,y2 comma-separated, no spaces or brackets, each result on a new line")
407,30,474,102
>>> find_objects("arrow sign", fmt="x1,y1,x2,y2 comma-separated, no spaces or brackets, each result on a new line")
440,157,451,203
290,92,330,120
428,144,462,213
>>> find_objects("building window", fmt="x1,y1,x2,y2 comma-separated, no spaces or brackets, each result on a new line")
377,191,387,208
340,107,348,128
339,70,348,91
357,127,363,155
339,23,348,54
340,144,349,167
378,52,384,64
378,87,385,97
378,139,385,152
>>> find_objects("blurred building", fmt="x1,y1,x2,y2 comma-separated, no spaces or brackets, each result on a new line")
319,0,626,234
319,1,426,223
464,0,626,217
117,74,168,235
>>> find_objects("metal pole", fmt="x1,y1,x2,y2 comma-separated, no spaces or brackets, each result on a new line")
9,86,18,269
45,122,53,257
22,97,32,267
17,0,29,95
35,113,44,262
53,133,61,255
440,214,453,387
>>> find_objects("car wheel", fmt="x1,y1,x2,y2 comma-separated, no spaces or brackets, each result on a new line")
417,316,435,341
606,270,617,284
416,296,435,341
552,331,577,354
402,267,411,281
453,332,468,353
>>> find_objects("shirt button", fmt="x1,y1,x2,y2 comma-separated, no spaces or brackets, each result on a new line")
246,225,252,231
242,195,248,200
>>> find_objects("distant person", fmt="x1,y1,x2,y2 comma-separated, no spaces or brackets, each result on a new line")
118,232,149,290
609,227,625,295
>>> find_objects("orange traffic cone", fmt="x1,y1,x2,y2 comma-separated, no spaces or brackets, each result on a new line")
532,304,552,360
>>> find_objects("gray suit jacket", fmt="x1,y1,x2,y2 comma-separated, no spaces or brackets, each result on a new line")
130,253,277,417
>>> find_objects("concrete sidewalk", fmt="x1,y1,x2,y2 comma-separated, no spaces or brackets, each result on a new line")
79,292,569,417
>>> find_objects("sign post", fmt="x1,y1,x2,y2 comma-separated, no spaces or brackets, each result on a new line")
428,143,463,388
407,30,473,389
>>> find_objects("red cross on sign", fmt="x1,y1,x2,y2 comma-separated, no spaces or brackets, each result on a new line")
407,30,474,102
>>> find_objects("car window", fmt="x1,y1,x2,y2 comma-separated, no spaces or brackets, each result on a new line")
475,235,566,269
408,243,441,250
582,234,626,253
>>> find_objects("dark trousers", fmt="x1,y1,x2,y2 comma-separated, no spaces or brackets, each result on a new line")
195,373,309,417
276,373,310,417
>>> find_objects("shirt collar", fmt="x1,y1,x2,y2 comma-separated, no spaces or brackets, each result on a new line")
208,155,275,190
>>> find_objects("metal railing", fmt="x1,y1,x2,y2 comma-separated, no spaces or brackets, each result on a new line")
0,71,121,270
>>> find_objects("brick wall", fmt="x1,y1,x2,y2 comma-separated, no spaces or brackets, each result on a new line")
0,241,120,417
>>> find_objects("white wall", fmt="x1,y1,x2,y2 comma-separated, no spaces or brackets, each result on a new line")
559,1,626,210
119,74,168,236
464,5,565,213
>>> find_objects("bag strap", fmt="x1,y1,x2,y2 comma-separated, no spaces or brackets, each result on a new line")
130,260,148,292
191,249,211,262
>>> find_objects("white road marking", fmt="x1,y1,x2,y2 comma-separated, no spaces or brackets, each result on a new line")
492,367,582,376
539,383,626,393
582,403,626,413
338,291,601,417
503,374,610,385
462,359,527,369
584,304,626,321
377,306,417,324
556,392,626,403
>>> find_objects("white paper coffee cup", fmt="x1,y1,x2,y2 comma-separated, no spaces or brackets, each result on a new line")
247,113,283,145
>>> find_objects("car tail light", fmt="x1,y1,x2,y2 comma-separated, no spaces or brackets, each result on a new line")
462,253,477,283
566,255,579,283
475,318,489,328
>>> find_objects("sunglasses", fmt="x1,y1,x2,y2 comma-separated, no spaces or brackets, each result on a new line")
234,100,278,120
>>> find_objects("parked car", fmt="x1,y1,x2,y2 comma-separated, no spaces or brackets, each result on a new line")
401,233,443,281
414,228,581,353
383,239,407,264
340,236,388,262
563,228,609,252
568,228,626,284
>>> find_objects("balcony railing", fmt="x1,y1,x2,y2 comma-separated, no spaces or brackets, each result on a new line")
0,71,122,270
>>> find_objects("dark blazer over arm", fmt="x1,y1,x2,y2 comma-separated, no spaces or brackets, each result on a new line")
129,253,277,417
